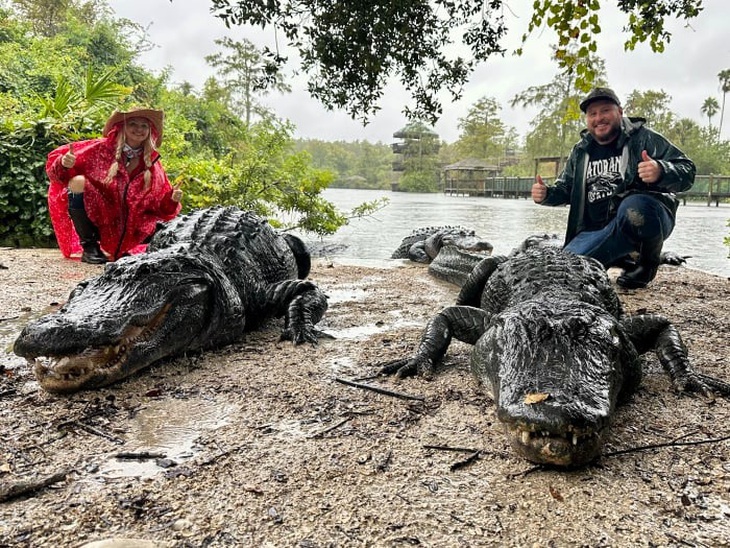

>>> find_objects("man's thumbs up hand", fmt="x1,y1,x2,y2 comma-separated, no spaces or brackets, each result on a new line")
638,149,660,184
531,175,548,203
61,143,76,169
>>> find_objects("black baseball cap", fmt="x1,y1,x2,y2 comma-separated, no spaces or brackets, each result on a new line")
579,87,621,113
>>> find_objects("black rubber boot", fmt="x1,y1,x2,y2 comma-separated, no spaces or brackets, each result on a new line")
68,208,108,264
616,237,663,289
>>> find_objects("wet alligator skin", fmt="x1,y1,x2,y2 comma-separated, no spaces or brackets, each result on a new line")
14,206,328,393
379,244,730,467
391,226,493,264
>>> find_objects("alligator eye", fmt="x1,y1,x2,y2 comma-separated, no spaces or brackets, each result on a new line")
68,280,90,300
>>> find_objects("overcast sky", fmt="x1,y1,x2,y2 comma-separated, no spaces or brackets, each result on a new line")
106,0,729,144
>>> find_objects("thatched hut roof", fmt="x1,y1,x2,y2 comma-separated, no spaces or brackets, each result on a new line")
443,158,500,172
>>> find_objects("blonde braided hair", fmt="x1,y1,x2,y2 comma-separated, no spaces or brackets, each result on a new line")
102,124,157,189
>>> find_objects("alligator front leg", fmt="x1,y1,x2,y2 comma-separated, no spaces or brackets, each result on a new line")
379,305,489,379
622,314,730,397
281,289,329,344
456,256,506,307
261,280,329,344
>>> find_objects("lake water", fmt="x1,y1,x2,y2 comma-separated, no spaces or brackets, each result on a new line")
314,188,730,278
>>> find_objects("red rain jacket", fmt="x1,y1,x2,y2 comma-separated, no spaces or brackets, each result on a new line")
46,125,181,260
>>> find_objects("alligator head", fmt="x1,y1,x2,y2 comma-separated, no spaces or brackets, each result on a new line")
424,231,493,261
14,248,242,393
472,297,640,467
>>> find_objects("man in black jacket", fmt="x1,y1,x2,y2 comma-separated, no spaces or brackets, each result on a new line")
531,87,695,289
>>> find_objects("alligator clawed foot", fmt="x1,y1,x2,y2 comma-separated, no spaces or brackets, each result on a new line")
690,372,730,398
377,356,435,379
280,327,334,346
676,372,730,399
377,358,415,377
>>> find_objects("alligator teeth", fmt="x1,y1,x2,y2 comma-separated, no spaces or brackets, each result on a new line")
521,431,530,445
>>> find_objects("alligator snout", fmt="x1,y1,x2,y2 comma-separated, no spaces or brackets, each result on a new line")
496,393,611,467
505,424,603,467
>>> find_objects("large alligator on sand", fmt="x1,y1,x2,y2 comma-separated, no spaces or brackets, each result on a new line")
391,226,493,263
14,206,328,393
379,244,729,467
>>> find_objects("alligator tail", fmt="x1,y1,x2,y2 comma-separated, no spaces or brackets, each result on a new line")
282,233,312,279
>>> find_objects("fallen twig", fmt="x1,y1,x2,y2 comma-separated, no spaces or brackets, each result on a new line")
664,531,699,548
450,450,481,471
310,416,353,439
59,420,124,444
0,470,69,502
115,451,167,460
506,465,544,479
334,377,425,401
423,444,481,453
604,433,730,458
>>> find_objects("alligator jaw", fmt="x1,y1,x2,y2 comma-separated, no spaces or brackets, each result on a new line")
30,304,171,393
504,424,603,468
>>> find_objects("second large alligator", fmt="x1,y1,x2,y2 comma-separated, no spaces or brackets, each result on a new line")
379,243,729,467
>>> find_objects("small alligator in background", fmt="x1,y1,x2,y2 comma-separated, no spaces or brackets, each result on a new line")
428,234,560,286
391,226,493,263
379,243,729,467
14,206,328,393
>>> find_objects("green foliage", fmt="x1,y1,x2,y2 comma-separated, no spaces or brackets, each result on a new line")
294,139,393,189
0,120,59,246
212,0,703,122
717,69,730,138
391,121,441,192
701,96,720,130
520,0,602,91
212,0,508,124
522,0,702,93
397,170,440,193
512,54,607,163
623,89,675,134
205,37,292,126
0,3,358,246
454,96,517,163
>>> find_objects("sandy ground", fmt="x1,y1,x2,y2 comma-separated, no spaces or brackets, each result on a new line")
0,248,729,548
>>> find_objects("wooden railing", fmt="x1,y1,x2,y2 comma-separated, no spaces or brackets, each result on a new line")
442,175,730,206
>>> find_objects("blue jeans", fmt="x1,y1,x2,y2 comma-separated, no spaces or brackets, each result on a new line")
564,194,674,267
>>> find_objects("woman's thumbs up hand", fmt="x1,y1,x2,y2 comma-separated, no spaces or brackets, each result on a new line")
61,143,76,169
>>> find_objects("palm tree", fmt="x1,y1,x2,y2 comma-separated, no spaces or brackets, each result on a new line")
717,69,730,138
701,97,720,131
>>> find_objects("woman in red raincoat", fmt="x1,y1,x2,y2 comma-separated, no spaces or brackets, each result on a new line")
46,107,183,263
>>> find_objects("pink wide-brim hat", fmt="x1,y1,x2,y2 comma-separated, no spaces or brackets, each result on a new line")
102,108,164,145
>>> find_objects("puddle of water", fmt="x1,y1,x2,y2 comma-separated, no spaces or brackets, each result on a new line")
324,309,422,340
0,309,52,369
98,397,235,479
325,286,369,305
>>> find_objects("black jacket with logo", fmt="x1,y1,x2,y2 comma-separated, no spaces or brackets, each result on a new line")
541,116,696,244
